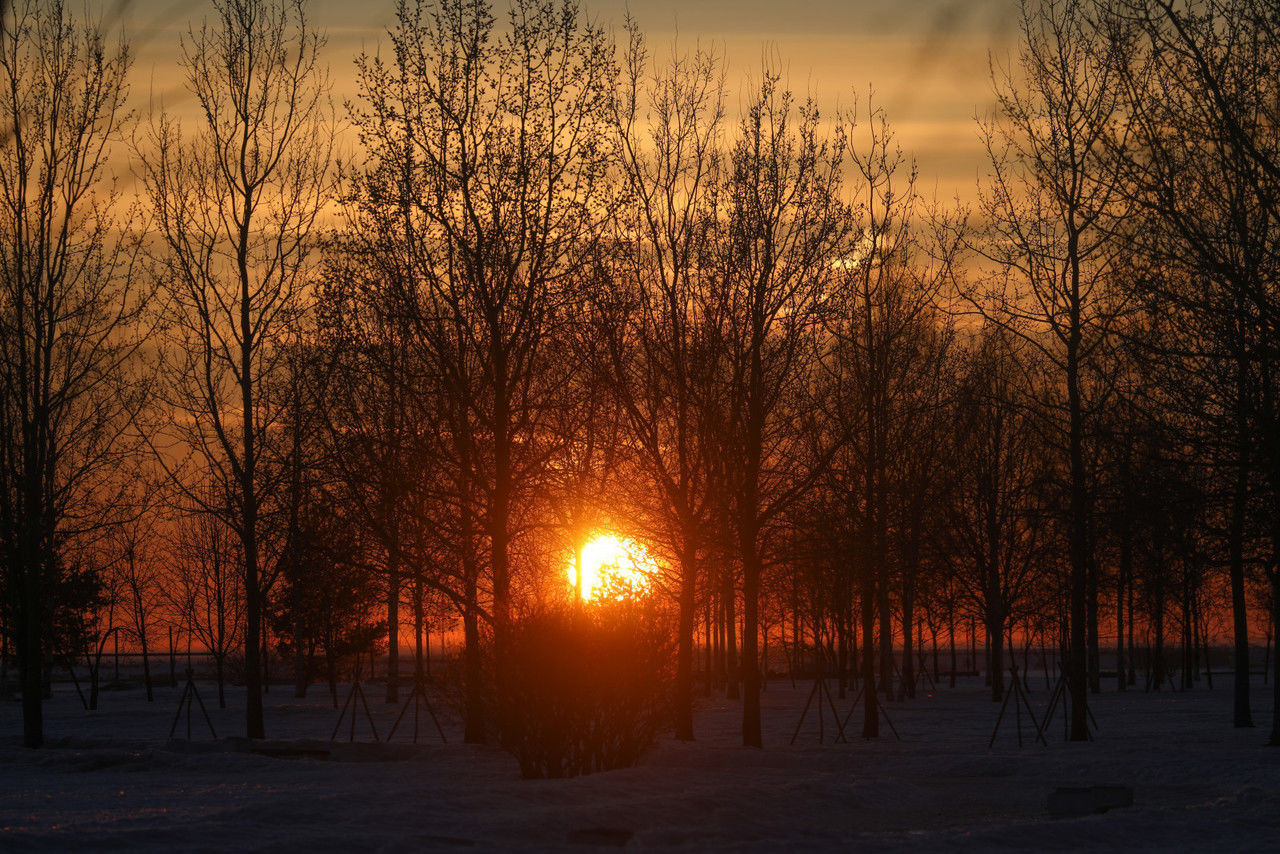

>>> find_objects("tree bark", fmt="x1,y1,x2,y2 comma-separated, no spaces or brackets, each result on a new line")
1067,309,1090,740
675,540,697,741
901,581,916,700
386,554,399,704
1230,412,1254,724
1270,571,1280,746
20,591,43,748
1087,551,1101,694
861,569,879,738
740,520,762,747
989,617,1005,703
724,575,739,701
1118,508,1131,693
463,571,484,744
140,627,153,703
293,578,308,698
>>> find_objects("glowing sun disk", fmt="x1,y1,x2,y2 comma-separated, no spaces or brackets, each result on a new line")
570,534,656,601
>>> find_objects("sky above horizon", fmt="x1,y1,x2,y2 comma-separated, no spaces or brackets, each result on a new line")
113,0,1019,200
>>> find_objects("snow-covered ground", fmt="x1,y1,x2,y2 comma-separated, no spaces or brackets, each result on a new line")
2,672,1278,851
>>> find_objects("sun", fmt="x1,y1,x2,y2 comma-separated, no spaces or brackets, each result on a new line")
569,534,658,601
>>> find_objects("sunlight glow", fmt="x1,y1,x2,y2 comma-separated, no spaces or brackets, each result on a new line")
569,534,658,601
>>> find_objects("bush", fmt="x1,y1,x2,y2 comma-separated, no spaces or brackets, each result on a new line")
490,602,673,779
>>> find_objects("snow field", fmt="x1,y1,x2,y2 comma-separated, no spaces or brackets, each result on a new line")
2,674,1278,851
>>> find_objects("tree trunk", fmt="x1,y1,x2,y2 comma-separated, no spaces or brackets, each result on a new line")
1127,573,1137,686
326,646,337,708
1183,585,1194,691
1066,326,1090,740
463,572,484,744
724,576,739,701
386,554,400,704
1269,571,1280,746
704,602,712,696
675,540,697,741
1118,518,1130,692
984,625,992,688
878,573,893,698
1153,589,1166,692
836,608,848,699
791,595,801,686
20,592,43,747
932,623,940,687
242,512,262,733
241,206,265,739
1087,551,1101,694
740,523,762,747
1022,629,1032,691
1200,608,1213,689
490,344,512,645
949,610,957,689
262,623,270,694
901,580,916,700
17,514,46,747
761,618,769,693
849,604,859,691
989,618,1005,703
293,580,308,698
1229,447,1254,724
861,573,879,738
140,629,153,703
414,574,425,685
89,656,100,712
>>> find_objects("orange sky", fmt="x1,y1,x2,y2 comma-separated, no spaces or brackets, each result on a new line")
116,0,1016,200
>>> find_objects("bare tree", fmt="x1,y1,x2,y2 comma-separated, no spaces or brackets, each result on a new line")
138,0,333,739
0,0,145,748
113,503,162,702
608,26,727,741
715,68,848,746
966,0,1132,740
388,0,614,640
946,326,1052,702
170,504,244,709
61,545,118,713
1108,0,1280,736
306,251,421,706
346,0,617,744
822,101,958,731
890,317,955,702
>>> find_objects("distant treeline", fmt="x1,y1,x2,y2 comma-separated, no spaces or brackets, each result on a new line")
1,0,1278,750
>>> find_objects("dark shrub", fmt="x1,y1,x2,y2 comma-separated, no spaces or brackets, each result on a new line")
490,601,673,779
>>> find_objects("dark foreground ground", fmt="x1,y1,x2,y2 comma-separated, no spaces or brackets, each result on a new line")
2,671,1279,851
